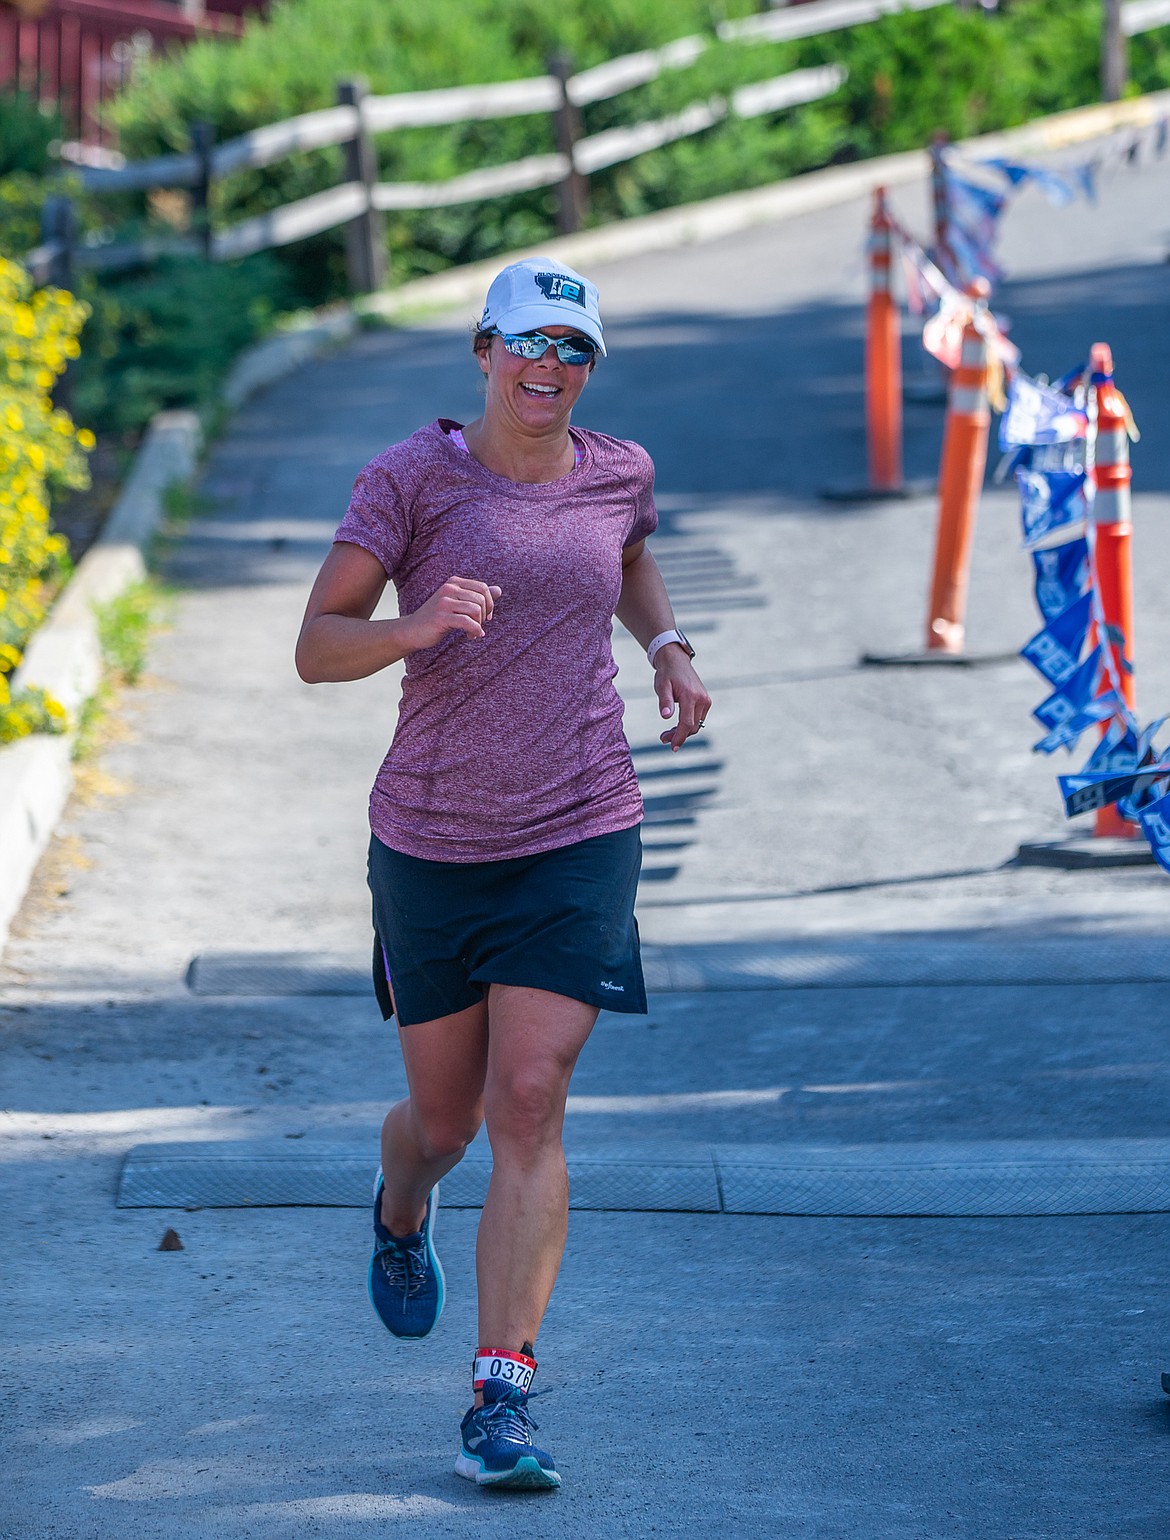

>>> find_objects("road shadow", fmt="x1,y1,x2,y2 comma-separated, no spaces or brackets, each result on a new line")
169,250,1169,593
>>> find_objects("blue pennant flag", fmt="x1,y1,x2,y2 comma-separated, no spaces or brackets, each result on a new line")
948,174,1006,241
1000,373,1087,450
1080,718,1139,774
1033,691,1124,755
1033,646,1102,732
1116,716,1170,821
1005,442,1086,481
1120,776,1170,823
983,158,1030,187
1051,362,1088,395
948,220,1002,284
980,158,1079,206
1020,591,1092,685
1017,467,1090,548
1058,764,1169,820
1139,790,1170,874
1032,538,1090,620
1136,713,1170,764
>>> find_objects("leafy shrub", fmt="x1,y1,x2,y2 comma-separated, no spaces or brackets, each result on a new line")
108,0,786,297
0,171,53,259
0,258,92,742
106,0,1170,300
71,253,292,435
0,91,62,179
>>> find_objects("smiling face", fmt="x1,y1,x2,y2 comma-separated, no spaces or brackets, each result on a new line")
476,326,593,440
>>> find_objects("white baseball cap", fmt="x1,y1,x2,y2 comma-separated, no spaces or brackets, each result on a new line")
479,257,606,357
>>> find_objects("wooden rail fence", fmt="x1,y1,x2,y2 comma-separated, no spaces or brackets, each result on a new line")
22,0,1168,294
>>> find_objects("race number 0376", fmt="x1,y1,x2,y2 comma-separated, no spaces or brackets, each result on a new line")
473,1349,535,1392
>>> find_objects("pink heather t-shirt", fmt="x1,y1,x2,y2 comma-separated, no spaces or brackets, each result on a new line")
334,419,658,862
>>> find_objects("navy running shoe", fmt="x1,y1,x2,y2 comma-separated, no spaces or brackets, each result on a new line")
368,1172,444,1339
455,1379,561,1490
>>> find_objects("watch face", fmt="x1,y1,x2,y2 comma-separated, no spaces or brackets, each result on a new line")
678,631,695,658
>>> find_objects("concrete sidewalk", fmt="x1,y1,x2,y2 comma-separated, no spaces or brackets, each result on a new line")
3,148,1170,1537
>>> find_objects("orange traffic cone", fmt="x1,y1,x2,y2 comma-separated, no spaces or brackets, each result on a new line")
824,189,932,504
1089,342,1139,840
866,187,903,493
924,280,992,655
1017,343,1153,869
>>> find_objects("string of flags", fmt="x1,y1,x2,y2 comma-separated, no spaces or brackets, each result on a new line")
931,111,1170,292
871,118,1170,873
888,212,1016,405
999,368,1170,871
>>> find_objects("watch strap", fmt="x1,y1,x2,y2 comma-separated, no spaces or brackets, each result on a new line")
647,628,694,666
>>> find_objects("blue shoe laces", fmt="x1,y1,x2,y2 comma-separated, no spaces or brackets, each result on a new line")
375,1233,428,1299
479,1388,540,1447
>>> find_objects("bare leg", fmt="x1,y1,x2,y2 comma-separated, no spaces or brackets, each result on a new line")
379,997,489,1235
475,985,598,1354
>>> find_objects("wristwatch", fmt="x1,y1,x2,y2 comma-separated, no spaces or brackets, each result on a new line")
646,628,695,666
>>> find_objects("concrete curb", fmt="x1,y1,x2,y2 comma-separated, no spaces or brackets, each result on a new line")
0,411,201,955
221,306,358,410
355,89,1170,323
0,311,361,960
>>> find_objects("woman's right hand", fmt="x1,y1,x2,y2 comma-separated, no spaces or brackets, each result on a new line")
400,577,503,652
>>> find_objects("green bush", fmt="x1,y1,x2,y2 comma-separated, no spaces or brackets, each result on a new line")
7,0,1168,439
106,0,1170,300
70,254,291,435
0,91,62,179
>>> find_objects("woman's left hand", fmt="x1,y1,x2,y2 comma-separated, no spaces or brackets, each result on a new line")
654,648,712,752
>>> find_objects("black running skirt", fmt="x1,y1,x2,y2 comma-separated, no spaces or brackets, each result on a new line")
367,824,646,1026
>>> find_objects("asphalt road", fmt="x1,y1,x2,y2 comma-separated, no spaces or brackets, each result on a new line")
3,139,1170,1538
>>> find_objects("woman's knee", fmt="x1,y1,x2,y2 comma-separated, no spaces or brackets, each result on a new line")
485,1066,568,1156
410,1100,483,1163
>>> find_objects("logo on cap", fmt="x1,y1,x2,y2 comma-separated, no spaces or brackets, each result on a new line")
534,271,586,307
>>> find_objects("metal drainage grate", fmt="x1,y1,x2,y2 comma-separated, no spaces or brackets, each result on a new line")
117,1138,1170,1218
186,934,1170,998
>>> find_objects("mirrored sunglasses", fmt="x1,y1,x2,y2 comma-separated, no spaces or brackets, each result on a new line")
492,329,598,365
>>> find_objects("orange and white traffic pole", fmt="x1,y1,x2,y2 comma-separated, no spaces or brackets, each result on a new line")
924,280,992,654
1089,341,1139,839
866,186,903,493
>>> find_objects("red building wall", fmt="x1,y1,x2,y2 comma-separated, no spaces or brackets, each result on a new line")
0,0,267,146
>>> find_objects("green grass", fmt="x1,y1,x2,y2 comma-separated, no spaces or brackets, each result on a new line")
73,576,172,761
94,579,167,687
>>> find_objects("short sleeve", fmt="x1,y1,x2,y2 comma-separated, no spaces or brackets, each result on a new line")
334,463,411,579
625,443,658,547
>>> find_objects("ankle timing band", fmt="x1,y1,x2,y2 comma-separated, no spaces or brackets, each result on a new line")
473,1347,536,1393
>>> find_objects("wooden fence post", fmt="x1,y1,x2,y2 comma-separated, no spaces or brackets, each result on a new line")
548,53,589,235
190,120,215,259
336,76,386,294
1101,0,1127,102
929,132,954,282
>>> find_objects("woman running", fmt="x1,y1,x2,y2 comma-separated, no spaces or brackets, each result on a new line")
295,257,710,1490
